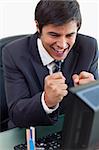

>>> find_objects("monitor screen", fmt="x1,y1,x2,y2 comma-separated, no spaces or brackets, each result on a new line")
62,80,99,150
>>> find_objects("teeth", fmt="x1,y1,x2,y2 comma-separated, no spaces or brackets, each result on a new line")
56,50,63,52
53,49,63,52
52,47,69,53
57,51,63,53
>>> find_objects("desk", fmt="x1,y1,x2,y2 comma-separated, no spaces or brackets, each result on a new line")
0,128,25,150
0,115,64,150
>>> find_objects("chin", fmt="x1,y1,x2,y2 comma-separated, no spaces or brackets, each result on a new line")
54,56,65,61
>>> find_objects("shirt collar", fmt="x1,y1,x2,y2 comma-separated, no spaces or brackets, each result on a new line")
37,38,54,66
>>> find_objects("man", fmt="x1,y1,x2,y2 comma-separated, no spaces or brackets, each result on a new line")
2,0,98,129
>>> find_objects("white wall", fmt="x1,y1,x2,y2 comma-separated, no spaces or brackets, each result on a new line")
78,0,99,41
0,0,40,38
0,0,99,43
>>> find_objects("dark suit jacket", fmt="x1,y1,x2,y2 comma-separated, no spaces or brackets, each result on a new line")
2,32,98,128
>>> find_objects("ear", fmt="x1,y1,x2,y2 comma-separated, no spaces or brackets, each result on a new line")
35,20,40,33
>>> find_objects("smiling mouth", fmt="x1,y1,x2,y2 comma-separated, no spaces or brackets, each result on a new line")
52,46,69,54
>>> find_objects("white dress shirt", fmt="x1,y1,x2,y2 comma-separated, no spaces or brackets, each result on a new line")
37,38,59,114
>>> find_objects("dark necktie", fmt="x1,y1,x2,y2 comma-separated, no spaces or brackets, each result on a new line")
53,60,62,73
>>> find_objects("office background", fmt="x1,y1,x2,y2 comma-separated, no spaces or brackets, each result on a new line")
0,0,99,41
0,0,99,68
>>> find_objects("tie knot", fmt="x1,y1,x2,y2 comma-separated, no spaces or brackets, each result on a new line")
53,60,62,73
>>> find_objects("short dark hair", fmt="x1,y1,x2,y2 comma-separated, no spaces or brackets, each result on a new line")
35,0,82,33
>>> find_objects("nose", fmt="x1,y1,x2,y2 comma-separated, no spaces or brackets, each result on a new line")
56,37,68,49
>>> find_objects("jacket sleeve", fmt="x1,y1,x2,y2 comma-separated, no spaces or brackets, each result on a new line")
89,38,99,79
2,46,58,128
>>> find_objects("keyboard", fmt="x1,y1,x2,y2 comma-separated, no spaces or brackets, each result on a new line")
14,131,62,150
14,143,27,150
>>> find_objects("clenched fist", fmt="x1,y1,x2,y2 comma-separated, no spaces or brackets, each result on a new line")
44,72,68,108
72,71,95,86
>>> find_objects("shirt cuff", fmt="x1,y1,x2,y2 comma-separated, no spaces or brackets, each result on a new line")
41,92,59,114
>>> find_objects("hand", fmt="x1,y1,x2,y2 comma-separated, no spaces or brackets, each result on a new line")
44,72,68,108
72,71,95,86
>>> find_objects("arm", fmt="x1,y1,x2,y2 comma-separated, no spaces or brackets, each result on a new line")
72,38,98,85
2,47,58,128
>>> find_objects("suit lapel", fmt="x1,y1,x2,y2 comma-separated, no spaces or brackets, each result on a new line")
62,48,79,84
30,59,49,89
29,33,49,89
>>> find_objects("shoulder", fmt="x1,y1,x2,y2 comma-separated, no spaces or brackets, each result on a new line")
2,33,38,65
3,33,37,54
75,33,97,46
73,33,98,52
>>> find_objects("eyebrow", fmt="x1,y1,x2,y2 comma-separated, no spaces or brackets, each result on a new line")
66,32,76,36
48,32,60,36
48,31,76,36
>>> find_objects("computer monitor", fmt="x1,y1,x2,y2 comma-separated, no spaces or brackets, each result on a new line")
62,80,99,150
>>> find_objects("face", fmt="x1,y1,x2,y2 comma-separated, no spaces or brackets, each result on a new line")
37,21,78,60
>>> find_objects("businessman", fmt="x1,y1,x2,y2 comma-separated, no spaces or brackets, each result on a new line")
2,0,98,129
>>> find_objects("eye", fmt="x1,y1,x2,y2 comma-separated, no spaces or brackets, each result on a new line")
48,32,60,37
66,33,76,38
